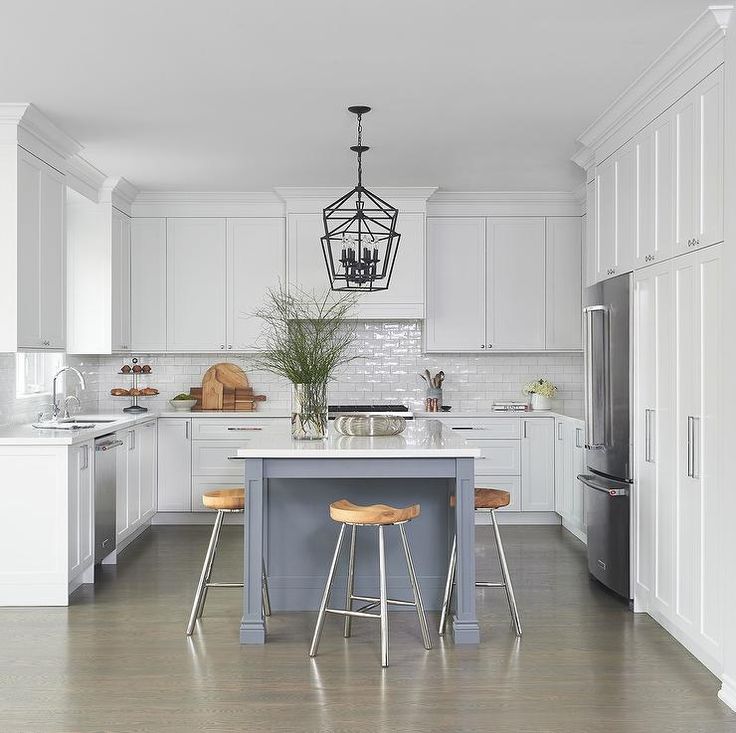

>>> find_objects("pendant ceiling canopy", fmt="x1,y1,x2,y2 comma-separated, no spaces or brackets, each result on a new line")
321,106,401,292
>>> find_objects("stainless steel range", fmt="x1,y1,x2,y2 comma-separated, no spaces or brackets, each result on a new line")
328,404,413,420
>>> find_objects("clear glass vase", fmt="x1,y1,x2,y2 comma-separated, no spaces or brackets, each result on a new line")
291,383,328,440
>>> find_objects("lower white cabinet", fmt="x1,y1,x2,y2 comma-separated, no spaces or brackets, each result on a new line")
68,440,94,578
520,418,555,511
554,417,586,540
633,245,722,674
116,419,157,543
157,418,192,511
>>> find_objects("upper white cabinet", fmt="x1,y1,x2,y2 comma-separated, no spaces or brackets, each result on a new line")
66,193,133,355
591,67,723,283
286,211,425,319
227,218,285,350
545,217,582,350
111,209,131,351
131,218,167,352
166,218,227,351
426,216,582,353
425,217,486,351
487,217,545,350
0,147,66,351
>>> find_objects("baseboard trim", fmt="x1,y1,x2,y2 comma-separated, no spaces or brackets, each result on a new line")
475,511,561,526
560,517,587,544
152,512,244,525
718,674,736,712
117,521,152,552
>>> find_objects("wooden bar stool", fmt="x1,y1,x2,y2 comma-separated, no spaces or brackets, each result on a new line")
309,499,433,668
186,488,271,636
438,488,522,637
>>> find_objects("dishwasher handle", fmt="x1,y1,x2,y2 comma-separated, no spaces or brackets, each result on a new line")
96,439,124,452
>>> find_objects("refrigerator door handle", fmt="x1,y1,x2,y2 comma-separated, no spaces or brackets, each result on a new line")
688,416,700,479
644,409,655,463
584,305,608,450
687,416,693,478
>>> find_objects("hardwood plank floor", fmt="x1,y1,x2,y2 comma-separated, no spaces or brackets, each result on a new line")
1,525,734,732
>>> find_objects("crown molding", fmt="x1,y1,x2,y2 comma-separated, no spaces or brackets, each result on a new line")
573,5,732,168
100,176,139,216
0,103,82,170
274,186,438,214
65,155,107,202
426,190,584,217
131,190,285,218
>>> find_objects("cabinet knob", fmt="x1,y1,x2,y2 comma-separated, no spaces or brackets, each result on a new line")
480,344,485,349
227,344,232,350
220,344,224,350
488,344,493,349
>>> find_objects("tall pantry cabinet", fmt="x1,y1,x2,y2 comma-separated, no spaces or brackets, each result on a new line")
633,245,722,674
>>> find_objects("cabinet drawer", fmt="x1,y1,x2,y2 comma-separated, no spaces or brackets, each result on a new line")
191,418,285,440
471,439,521,476
192,440,250,476
476,476,521,511
441,418,521,439
192,477,245,513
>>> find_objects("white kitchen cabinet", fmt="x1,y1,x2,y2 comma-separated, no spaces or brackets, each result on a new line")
476,476,521,512
287,211,425,319
68,440,93,578
634,245,722,673
425,217,486,351
469,439,521,476
14,147,66,350
166,218,227,351
227,217,285,350
673,67,723,255
545,217,582,350
584,182,597,287
111,209,131,351
554,417,586,541
521,417,555,511
131,218,167,351
595,156,616,280
615,141,637,275
138,419,157,522
157,418,192,511
487,217,545,350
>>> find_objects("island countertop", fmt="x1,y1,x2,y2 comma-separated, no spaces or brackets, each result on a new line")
234,419,481,458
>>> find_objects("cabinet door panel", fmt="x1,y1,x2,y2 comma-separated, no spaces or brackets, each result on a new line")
595,158,616,279
228,218,285,350
521,418,555,511
17,150,42,348
545,217,582,349
673,94,697,254
192,440,250,476
476,476,521,512
425,218,486,351
584,181,597,286
615,142,637,274
468,439,521,476
696,68,723,248
131,218,167,351
125,428,140,529
157,418,192,511
487,217,545,349
111,210,131,351
166,218,226,351
138,420,157,521
653,115,675,262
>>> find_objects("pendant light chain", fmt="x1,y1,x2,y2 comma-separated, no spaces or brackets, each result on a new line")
356,112,363,201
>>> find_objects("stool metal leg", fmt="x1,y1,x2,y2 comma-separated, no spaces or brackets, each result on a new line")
187,509,225,635
343,524,357,638
309,523,347,658
399,523,432,650
261,560,272,617
491,510,522,636
438,534,457,636
196,509,226,619
378,525,389,667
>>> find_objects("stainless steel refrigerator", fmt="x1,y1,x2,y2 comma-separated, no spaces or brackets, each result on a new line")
578,273,632,599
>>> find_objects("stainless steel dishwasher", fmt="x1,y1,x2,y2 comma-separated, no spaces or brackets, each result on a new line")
94,434,123,563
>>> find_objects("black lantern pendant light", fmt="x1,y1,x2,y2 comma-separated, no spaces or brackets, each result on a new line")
321,106,400,292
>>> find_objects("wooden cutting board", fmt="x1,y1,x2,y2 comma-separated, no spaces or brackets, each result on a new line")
198,363,264,411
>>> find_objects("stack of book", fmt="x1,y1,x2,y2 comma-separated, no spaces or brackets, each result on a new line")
492,401,529,412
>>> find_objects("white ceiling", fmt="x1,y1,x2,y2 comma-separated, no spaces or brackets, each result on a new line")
0,0,707,192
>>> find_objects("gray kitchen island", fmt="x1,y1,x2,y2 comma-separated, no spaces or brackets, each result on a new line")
236,419,481,645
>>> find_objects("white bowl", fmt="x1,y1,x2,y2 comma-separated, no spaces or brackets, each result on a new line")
169,399,197,411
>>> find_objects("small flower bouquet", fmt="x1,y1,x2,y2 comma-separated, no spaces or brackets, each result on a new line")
522,378,557,410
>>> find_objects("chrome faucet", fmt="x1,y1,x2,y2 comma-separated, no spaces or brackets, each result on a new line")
51,367,86,420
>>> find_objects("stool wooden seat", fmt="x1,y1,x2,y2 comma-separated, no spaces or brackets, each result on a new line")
202,488,245,511
439,486,522,638
329,499,420,525
310,498,431,667
186,487,270,636
474,488,511,510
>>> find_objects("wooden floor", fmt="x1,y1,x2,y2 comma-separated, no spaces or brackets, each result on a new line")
1,525,734,733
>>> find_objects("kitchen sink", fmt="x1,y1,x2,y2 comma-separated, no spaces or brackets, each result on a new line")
32,418,118,430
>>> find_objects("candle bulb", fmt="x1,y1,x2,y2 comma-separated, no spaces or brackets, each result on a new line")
373,247,378,262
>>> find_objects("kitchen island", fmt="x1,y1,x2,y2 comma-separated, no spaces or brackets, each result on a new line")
235,419,481,644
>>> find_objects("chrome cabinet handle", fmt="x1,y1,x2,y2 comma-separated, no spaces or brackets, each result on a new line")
523,420,527,439
129,430,135,451
227,426,263,431
557,422,563,441
488,344,493,349
687,416,700,479
575,427,583,449
227,344,232,349
185,421,190,440
220,344,225,349
687,416,694,477
644,409,655,463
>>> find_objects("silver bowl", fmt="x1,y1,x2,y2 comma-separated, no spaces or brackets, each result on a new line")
333,413,407,437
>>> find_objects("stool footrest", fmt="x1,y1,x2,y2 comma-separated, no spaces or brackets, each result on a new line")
325,608,381,620
475,581,506,588
351,594,416,607
205,582,244,588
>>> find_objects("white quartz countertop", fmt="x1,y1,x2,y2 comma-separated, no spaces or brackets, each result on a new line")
0,413,157,446
157,410,290,419
234,420,482,458
415,410,583,421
